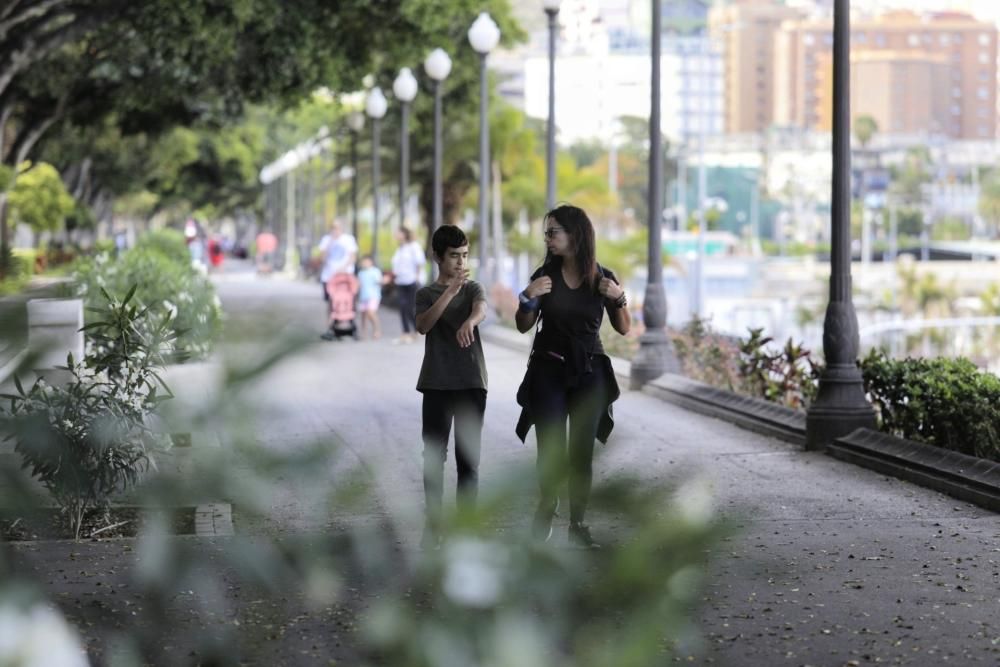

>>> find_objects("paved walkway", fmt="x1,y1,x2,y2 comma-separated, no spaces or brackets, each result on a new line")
9,271,1000,665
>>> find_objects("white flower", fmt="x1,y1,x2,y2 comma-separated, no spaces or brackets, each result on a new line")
162,300,177,319
0,601,89,667
442,538,508,609
674,476,715,526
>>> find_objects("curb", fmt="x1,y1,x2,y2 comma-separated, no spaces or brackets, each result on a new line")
828,428,1000,512
642,373,806,445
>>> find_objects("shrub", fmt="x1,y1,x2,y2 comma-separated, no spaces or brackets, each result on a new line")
738,328,820,409
132,228,191,266
73,246,221,361
861,349,1000,461
669,317,743,392
0,287,176,538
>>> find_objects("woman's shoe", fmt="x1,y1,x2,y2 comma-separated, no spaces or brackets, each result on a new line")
568,522,599,549
532,503,556,543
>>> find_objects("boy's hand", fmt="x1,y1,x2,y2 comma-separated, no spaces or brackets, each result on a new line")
525,276,552,299
456,319,476,348
598,277,623,300
445,269,469,296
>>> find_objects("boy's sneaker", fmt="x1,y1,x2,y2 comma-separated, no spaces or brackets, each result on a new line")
568,522,600,549
320,331,335,341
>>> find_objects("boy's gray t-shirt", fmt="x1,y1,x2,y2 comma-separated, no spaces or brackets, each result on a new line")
415,281,488,392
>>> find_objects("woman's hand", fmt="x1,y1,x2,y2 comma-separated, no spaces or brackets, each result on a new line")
525,276,552,299
598,277,623,300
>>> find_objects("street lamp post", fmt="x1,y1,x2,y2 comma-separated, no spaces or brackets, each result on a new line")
393,68,418,229
346,112,365,244
805,0,875,450
424,48,452,234
468,12,501,286
366,87,388,266
543,0,561,210
630,0,676,388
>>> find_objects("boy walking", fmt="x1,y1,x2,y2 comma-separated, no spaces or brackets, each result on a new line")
414,225,488,548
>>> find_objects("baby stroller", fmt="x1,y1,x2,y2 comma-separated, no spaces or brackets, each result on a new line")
321,273,359,341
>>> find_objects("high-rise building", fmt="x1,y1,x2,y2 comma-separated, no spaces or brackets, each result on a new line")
709,0,806,135
774,10,997,139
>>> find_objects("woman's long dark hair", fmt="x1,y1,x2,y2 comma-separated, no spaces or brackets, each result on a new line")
541,204,599,291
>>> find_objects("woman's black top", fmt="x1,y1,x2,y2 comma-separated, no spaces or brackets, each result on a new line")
515,258,622,443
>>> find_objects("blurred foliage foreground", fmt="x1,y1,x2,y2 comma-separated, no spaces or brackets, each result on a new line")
0,289,725,666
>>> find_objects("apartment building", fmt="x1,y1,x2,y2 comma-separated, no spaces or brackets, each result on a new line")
775,10,997,139
708,0,805,134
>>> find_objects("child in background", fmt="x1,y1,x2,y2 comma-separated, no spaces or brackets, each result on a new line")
357,255,383,340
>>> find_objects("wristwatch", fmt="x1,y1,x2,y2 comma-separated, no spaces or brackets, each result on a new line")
518,290,533,305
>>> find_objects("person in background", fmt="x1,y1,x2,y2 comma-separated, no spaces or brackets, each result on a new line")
318,221,358,320
391,226,425,344
356,255,383,340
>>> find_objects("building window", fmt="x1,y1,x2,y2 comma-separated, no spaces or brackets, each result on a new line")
979,33,992,46
953,87,961,97
951,105,961,115
855,32,866,43
875,33,886,47
940,34,951,46
980,52,991,64
908,34,920,46
804,33,815,46
978,87,990,99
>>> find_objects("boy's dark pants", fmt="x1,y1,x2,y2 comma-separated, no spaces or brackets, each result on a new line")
422,389,487,522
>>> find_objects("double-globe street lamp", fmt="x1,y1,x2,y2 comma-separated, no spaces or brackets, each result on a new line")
393,68,418,228
468,12,501,286
543,0,561,210
366,86,388,266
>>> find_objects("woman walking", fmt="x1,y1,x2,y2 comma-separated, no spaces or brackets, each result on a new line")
514,204,630,548
391,226,426,344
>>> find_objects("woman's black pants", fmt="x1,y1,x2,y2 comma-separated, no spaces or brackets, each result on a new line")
396,282,418,333
528,357,609,524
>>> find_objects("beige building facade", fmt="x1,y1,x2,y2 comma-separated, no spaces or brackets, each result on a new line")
774,10,997,139
709,0,805,134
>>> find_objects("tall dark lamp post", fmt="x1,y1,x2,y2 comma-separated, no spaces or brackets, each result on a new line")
366,86,388,266
468,12,501,286
543,0,561,210
805,0,875,449
393,68,418,229
424,48,453,234
346,111,365,244
630,0,675,388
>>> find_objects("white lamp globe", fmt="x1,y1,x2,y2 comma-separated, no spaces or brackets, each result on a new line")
393,67,419,103
543,0,562,11
468,12,501,54
424,48,453,82
346,111,365,133
366,86,387,119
